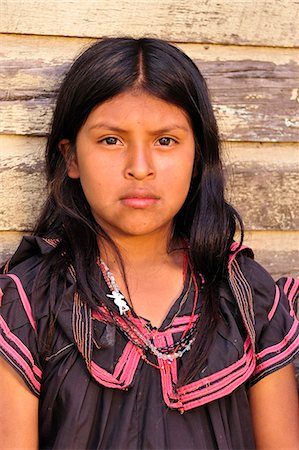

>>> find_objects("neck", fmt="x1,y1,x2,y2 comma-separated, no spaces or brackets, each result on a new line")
98,229,181,271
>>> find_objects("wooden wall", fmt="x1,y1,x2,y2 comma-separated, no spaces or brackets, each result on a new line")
0,0,298,278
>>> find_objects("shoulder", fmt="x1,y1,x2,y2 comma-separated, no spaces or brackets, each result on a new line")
0,236,56,395
237,252,276,300
0,236,65,323
228,243,277,306
233,248,298,316
1,236,60,293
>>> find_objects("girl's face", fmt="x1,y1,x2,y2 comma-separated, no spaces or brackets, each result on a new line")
63,91,195,241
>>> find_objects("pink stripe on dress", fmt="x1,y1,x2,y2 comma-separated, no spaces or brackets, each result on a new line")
90,342,140,389
228,243,250,265
288,279,299,317
268,285,280,321
253,334,299,375
288,279,299,301
180,346,254,402
179,336,251,395
256,319,298,360
0,315,42,377
182,358,256,410
0,333,41,391
6,274,37,333
283,277,293,296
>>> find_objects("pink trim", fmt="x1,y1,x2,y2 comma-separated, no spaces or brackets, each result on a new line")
288,279,299,301
228,243,251,265
0,333,41,391
154,335,255,410
42,238,60,248
182,359,255,410
6,274,37,333
253,334,299,376
288,279,299,317
179,345,254,402
159,364,182,407
256,320,298,360
179,336,251,395
90,342,140,389
0,316,42,377
268,285,280,321
283,277,293,296
172,316,198,326
0,288,3,306
114,341,134,378
3,260,10,274
153,334,182,408
165,333,178,384
92,310,110,322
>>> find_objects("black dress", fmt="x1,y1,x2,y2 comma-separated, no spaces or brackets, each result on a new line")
0,236,298,450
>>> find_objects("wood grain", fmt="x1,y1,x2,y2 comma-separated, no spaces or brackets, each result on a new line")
243,231,299,279
0,136,298,231
0,35,298,141
224,143,299,231
0,136,46,230
1,229,297,279
0,231,23,266
0,0,298,47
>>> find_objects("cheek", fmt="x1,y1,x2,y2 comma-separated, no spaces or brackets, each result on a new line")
172,159,194,188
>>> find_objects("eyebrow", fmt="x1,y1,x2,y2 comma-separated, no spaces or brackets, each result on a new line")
88,122,189,133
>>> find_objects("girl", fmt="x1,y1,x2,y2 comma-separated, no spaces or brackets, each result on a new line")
0,37,298,450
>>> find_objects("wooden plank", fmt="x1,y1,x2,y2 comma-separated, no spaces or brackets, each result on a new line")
0,136,46,230
244,231,299,279
0,136,298,231
0,229,297,279
0,0,298,47
0,35,298,141
0,231,23,266
224,142,299,231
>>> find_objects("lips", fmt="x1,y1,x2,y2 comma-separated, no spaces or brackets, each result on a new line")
120,190,160,208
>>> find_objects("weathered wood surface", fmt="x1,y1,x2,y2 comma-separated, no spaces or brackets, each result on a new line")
0,231,23,266
243,231,299,279
0,35,298,141
0,136,46,230
223,143,299,231
1,229,297,279
0,0,298,47
0,136,298,231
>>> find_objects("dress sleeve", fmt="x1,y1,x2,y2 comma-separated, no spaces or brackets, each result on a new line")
0,274,42,397
244,259,299,385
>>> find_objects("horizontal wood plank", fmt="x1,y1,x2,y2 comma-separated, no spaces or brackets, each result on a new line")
224,142,299,231
1,230,297,279
0,136,298,231
0,35,298,142
244,231,299,279
0,231,23,266
0,0,298,47
0,136,46,230
243,231,299,279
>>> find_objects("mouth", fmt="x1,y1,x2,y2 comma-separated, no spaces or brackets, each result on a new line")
120,191,160,209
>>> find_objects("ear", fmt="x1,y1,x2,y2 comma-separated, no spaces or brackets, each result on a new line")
58,139,80,179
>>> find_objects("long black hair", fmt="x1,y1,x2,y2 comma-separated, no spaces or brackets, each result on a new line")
34,37,243,383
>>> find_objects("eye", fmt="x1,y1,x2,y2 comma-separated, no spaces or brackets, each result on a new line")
158,137,176,146
99,137,121,145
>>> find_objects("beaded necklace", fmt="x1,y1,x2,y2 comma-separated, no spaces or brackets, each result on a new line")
97,255,200,364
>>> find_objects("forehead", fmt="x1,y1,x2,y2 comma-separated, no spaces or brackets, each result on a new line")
84,91,192,131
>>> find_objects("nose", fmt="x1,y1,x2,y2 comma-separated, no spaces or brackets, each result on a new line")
124,144,155,180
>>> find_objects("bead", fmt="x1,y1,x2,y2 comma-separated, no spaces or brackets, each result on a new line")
98,257,199,366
